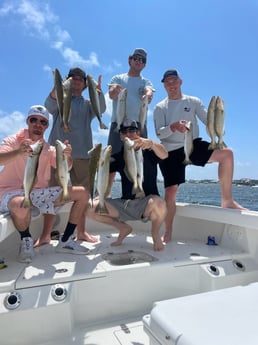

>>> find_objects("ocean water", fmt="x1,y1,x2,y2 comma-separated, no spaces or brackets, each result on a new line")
111,181,258,212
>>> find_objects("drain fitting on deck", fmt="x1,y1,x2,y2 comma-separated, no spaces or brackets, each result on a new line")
4,291,22,310
207,264,220,276
51,284,67,301
232,260,245,272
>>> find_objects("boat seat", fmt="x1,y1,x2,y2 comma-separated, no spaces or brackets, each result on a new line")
0,203,72,242
143,282,258,345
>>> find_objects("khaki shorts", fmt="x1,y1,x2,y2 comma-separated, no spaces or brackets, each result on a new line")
50,158,90,191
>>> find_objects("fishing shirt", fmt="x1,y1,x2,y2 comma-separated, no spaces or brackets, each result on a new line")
110,148,160,199
0,129,56,201
154,94,207,152
109,73,153,123
45,92,106,159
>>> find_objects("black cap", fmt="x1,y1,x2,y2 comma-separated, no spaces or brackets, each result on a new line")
68,67,86,80
120,119,139,131
161,69,180,82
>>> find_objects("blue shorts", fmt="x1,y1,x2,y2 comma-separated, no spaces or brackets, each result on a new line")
159,138,213,188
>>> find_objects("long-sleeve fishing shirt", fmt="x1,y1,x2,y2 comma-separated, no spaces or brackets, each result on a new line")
154,94,207,152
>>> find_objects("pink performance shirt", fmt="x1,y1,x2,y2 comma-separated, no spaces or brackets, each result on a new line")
0,129,56,202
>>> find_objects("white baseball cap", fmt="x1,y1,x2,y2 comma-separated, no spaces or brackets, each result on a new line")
27,105,49,121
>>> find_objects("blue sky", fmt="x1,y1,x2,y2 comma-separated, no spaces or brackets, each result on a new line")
0,0,257,180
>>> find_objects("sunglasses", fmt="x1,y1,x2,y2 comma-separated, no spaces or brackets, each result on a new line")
132,56,146,64
120,128,138,134
29,117,48,126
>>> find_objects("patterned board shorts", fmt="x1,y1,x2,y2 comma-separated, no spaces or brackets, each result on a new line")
0,186,63,215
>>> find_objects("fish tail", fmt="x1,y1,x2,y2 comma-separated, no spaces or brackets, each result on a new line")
21,197,31,209
208,143,216,150
95,201,109,215
183,159,192,165
63,125,71,134
61,190,70,202
100,121,108,130
135,190,145,198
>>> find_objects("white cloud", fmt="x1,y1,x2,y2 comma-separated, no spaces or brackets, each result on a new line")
0,110,26,139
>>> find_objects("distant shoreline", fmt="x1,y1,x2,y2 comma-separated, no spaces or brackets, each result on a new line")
114,178,258,187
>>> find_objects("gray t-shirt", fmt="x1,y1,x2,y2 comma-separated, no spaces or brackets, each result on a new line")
109,73,153,122
45,92,106,159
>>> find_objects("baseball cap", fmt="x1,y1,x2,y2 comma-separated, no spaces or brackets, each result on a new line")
120,119,139,131
161,69,180,82
27,105,49,122
68,67,86,80
131,48,147,58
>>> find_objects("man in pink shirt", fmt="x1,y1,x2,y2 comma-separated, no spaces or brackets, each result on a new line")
0,105,90,263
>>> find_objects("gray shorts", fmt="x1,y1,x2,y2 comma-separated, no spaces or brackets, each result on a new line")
106,196,153,222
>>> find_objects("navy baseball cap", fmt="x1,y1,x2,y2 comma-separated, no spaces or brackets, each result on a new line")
161,69,180,82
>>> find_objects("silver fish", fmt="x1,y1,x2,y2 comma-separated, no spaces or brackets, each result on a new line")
87,75,108,130
95,145,112,214
53,68,64,119
123,137,139,195
55,140,70,202
214,96,227,149
22,140,43,208
206,96,217,150
116,88,127,131
139,94,148,133
62,77,73,133
88,143,102,204
135,147,145,197
183,121,193,165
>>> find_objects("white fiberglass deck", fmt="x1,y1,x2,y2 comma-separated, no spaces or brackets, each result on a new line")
0,203,257,345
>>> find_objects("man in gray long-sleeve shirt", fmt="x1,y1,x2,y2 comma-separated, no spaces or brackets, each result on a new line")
154,69,246,244
35,67,106,247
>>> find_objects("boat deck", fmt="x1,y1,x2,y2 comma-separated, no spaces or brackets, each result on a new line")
0,203,258,344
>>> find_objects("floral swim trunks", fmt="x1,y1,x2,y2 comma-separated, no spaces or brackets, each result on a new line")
0,186,63,215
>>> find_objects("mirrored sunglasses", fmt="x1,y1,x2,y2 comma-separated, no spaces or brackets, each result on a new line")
29,117,48,126
132,56,146,64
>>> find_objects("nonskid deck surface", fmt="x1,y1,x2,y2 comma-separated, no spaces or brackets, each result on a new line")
39,319,148,345
0,225,247,291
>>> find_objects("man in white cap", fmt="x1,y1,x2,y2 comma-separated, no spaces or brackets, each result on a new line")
0,105,90,263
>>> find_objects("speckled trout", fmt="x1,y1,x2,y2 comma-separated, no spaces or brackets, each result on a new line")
139,94,148,134
62,77,72,133
214,96,227,149
95,145,112,214
87,74,107,130
53,68,64,120
206,96,217,150
88,143,102,204
183,121,193,165
22,140,43,208
116,88,127,131
55,140,70,202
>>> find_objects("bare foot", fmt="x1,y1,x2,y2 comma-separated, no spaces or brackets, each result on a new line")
111,222,132,246
34,237,51,248
153,238,164,251
162,230,172,244
77,232,99,243
222,199,248,210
